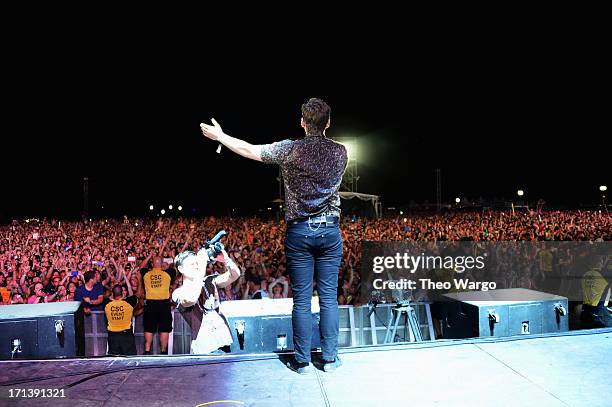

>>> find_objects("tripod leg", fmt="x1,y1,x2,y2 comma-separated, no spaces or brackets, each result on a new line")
409,307,423,342
391,310,401,342
383,309,394,343
406,312,414,342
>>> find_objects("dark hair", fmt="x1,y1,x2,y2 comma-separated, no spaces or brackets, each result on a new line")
83,270,96,283
112,284,123,299
250,274,262,285
174,251,195,269
203,275,216,300
301,98,330,134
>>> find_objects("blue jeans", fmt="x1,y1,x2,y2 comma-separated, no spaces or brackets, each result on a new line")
285,217,342,363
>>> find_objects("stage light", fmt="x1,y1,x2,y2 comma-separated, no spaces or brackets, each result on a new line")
338,139,357,161
403,218,407,222
399,211,403,215
600,185,608,192
161,209,166,215
178,206,182,211
169,205,173,210
517,190,524,197
149,205,154,210
455,197,461,203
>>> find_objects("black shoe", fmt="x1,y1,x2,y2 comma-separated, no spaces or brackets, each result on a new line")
143,350,152,355
322,356,342,373
286,359,311,374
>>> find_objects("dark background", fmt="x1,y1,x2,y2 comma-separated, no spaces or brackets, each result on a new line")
2,31,609,220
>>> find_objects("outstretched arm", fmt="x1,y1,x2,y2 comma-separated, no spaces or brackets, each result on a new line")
200,119,263,162
214,250,241,288
123,268,134,297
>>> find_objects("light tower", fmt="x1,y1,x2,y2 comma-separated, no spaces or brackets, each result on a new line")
340,138,359,192
435,169,442,211
83,177,89,219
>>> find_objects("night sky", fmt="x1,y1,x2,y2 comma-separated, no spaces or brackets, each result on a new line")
2,42,609,220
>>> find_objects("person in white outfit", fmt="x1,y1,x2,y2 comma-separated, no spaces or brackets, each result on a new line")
172,247,241,354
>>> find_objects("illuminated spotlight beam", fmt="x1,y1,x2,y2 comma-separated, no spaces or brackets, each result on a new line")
337,140,357,161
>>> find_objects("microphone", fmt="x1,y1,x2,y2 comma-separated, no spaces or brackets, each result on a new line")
200,119,223,154
212,118,223,154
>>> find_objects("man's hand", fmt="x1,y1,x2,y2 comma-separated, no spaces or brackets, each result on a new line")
218,249,230,263
200,118,225,142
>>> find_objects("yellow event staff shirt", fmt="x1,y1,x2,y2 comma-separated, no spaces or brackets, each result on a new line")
141,267,176,300
582,269,610,307
105,295,138,332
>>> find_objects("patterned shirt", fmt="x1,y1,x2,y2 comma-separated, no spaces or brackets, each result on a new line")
261,135,348,221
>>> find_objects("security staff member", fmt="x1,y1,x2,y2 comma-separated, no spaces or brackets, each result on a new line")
105,283,137,355
139,256,176,355
581,257,612,328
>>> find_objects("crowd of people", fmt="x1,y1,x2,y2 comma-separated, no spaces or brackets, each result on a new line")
0,210,610,309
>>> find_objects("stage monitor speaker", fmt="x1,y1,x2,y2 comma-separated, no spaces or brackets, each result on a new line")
442,288,569,339
220,298,321,354
0,301,84,360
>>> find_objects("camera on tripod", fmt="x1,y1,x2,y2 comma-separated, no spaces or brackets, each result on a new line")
198,230,227,262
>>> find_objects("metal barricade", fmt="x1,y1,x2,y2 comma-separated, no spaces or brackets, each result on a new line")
86,303,434,356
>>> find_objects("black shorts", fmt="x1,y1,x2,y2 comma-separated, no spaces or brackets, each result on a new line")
581,304,612,329
107,331,136,355
143,300,173,333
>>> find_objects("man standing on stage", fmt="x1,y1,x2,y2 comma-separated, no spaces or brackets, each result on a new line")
200,98,347,373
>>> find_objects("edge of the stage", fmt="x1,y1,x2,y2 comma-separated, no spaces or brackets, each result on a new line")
2,327,611,387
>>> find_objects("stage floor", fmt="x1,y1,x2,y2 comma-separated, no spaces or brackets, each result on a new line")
1,329,611,406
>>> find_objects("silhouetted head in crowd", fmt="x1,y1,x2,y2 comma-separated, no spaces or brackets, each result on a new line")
83,270,96,284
